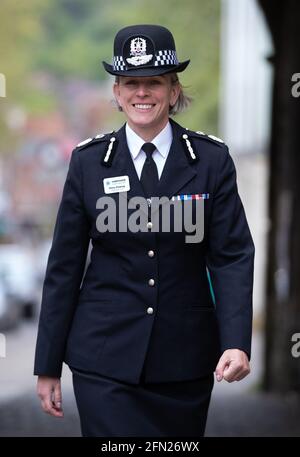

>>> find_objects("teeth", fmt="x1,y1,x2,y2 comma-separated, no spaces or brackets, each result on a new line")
134,104,153,109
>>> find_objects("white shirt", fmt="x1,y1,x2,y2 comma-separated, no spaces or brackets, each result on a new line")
125,122,173,179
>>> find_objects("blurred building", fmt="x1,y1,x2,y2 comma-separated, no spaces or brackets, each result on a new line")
220,0,273,155
219,0,273,322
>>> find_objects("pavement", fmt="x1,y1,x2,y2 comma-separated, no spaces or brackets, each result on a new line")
0,321,300,437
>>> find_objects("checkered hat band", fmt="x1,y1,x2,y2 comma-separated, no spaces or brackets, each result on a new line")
113,56,126,71
154,50,178,66
112,50,179,70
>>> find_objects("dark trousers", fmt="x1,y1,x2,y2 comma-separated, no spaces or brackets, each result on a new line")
71,366,214,437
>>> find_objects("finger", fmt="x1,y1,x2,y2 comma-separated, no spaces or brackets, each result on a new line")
39,390,52,412
44,402,64,417
215,357,230,381
53,382,63,411
41,396,63,417
224,363,250,382
234,367,251,382
223,364,241,382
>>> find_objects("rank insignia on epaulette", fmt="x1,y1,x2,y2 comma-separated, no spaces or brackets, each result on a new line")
196,131,224,144
76,137,93,147
76,132,108,150
181,133,199,164
101,135,119,167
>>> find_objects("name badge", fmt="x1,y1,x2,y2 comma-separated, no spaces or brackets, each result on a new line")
103,175,130,194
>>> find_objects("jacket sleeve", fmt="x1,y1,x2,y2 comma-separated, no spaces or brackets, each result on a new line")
206,146,255,359
34,148,90,377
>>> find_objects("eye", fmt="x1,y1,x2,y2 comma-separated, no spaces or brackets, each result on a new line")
150,80,161,86
125,80,137,86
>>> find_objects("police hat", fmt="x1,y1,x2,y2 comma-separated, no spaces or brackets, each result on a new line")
102,24,190,77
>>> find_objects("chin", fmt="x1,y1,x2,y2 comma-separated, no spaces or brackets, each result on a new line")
130,116,156,128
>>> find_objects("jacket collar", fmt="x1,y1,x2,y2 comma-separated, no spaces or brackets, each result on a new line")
105,118,197,201
125,122,172,160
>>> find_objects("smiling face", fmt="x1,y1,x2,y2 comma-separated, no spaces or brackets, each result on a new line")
113,74,180,141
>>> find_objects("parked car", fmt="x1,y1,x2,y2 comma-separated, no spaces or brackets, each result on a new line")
0,275,21,330
0,244,40,320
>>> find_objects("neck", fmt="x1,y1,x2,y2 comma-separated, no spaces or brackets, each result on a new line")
127,119,169,142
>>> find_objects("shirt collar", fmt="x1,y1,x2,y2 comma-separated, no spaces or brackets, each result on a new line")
125,121,173,159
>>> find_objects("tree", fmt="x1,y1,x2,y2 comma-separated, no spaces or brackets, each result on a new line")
34,0,221,132
0,0,51,150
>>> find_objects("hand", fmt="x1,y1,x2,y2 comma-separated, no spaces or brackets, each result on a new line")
37,376,64,418
215,349,250,383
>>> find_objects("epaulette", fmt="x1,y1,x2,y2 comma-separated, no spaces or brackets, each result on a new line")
75,131,119,167
75,131,113,151
184,128,225,147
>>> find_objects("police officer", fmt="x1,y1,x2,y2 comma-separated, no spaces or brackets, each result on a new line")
34,24,255,437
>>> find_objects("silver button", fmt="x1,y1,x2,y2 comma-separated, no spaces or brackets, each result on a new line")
147,221,153,229
148,250,155,258
147,307,154,314
148,279,155,286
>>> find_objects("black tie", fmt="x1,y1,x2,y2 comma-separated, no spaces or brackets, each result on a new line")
140,143,159,198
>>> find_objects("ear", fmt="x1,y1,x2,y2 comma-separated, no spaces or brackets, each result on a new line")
170,81,181,107
113,83,121,105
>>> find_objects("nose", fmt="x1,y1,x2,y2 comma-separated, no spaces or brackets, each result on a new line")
136,84,149,97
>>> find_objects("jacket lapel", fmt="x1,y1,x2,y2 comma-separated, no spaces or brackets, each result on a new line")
104,119,197,203
104,123,145,201
157,119,197,199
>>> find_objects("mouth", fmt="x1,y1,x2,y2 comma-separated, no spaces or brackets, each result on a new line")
133,104,155,111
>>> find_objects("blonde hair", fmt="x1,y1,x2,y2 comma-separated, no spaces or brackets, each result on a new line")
114,73,192,115
168,73,193,115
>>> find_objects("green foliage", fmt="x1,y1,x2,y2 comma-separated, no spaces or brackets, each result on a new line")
0,0,221,147
0,0,50,149
125,0,221,131
34,0,221,132
0,0,48,97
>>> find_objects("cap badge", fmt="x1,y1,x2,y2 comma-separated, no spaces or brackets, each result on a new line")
126,37,153,66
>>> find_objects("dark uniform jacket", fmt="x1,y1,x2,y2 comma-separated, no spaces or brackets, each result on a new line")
34,118,255,384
